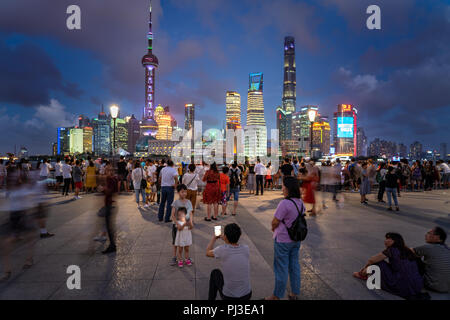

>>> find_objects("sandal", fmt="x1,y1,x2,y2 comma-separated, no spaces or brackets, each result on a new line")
204,218,211,222
23,259,34,269
211,217,218,221
232,214,236,216
352,271,368,280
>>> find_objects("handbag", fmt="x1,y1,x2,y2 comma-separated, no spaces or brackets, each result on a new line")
140,168,147,190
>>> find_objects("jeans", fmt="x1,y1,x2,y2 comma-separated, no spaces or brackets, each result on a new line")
158,186,175,222
273,240,301,298
256,175,264,195
208,269,252,301
135,188,146,204
378,180,386,201
386,187,398,207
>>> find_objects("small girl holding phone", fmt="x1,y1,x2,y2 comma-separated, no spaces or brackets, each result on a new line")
175,207,193,267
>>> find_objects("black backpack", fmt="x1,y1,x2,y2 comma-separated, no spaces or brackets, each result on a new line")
282,199,308,242
229,168,240,189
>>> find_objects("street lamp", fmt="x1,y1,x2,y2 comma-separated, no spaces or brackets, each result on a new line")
110,105,119,157
308,109,317,159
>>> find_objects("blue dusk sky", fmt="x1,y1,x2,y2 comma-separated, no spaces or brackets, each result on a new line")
0,0,449,154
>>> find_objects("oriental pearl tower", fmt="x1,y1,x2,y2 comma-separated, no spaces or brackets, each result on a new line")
139,0,159,137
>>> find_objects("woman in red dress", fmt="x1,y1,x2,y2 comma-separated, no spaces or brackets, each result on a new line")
303,161,319,216
202,162,221,221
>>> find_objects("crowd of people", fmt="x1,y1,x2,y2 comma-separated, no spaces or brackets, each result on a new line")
0,154,449,299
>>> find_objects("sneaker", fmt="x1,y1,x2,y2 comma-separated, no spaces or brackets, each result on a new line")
170,257,177,266
178,260,184,268
40,232,55,239
93,235,107,242
143,204,149,208
387,207,393,211
396,207,400,211
77,196,82,199
185,258,193,266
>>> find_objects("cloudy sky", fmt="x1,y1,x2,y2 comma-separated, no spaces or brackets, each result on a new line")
0,0,449,155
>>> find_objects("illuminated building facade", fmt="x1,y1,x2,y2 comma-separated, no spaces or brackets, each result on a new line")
185,103,195,131
111,118,128,152
52,142,58,156
282,36,296,114
78,115,90,128
247,73,265,126
69,128,84,154
226,91,241,129
140,0,159,137
83,127,93,153
311,121,331,156
156,113,172,140
57,127,70,155
297,105,318,157
356,127,368,157
333,104,357,156
244,125,267,160
409,141,423,160
92,107,110,156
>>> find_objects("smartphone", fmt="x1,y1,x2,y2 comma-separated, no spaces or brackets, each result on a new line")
214,226,221,237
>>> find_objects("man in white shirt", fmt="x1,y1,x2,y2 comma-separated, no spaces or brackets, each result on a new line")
61,158,72,196
254,159,266,196
39,158,52,180
158,160,179,222
147,160,157,182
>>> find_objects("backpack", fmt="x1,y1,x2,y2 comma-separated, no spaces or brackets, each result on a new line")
229,168,240,189
282,199,308,242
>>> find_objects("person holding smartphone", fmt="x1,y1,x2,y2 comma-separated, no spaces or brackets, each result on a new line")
206,223,252,300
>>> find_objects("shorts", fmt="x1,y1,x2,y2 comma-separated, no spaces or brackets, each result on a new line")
119,173,127,181
75,182,83,189
220,191,228,205
56,176,63,183
229,188,239,201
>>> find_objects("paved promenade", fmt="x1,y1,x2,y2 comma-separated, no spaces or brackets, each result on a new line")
0,188,449,300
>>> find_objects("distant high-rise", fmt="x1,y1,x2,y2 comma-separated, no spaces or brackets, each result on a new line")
356,127,368,157
127,115,141,154
226,91,241,129
69,128,84,154
78,115,90,128
92,106,110,156
247,73,265,126
282,37,296,114
409,141,423,160
297,105,318,157
333,104,357,156
311,120,331,157
184,103,195,131
440,143,447,160
111,118,128,152
57,127,70,155
83,127,93,153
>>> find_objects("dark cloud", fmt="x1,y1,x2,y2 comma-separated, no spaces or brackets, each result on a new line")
0,40,82,106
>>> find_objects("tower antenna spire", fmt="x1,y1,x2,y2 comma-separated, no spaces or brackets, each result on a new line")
148,0,153,53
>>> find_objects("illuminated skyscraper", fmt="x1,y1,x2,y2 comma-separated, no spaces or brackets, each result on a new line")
247,73,265,126
282,37,296,114
69,128,84,154
111,118,128,152
226,91,241,129
311,120,331,156
57,127,70,155
185,103,195,131
83,127,93,153
333,104,358,156
78,115,90,128
356,127,368,157
156,113,172,140
297,105,318,157
140,0,159,137
92,106,110,156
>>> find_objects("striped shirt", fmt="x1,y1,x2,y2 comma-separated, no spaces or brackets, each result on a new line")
414,243,450,293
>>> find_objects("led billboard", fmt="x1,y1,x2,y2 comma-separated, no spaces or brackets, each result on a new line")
337,117,354,138
249,72,263,91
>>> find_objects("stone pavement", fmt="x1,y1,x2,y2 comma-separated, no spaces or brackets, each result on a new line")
0,188,449,300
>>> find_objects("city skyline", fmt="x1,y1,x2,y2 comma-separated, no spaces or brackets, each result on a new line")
1,0,450,155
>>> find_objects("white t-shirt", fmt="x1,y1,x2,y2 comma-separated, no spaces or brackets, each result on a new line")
255,163,266,175
147,165,157,181
439,163,450,174
160,166,178,187
39,163,52,177
182,172,200,191
54,162,62,176
62,163,72,179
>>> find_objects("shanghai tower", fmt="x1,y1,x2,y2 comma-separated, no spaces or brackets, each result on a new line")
140,0,159,137
282,36,296,113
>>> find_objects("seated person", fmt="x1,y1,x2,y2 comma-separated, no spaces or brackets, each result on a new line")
413,226,450,293
206,223,252,300
353,232,423,299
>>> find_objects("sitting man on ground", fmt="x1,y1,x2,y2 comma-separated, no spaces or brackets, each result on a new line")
413,226,450,293
206,223,252,300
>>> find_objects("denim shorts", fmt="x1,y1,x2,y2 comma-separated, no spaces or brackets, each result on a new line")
229,188,240,201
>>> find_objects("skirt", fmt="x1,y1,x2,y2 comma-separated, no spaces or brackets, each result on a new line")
247,174,255,190
175,229,192,247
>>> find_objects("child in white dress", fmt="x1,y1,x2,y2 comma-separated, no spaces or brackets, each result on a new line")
174,207,193,267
